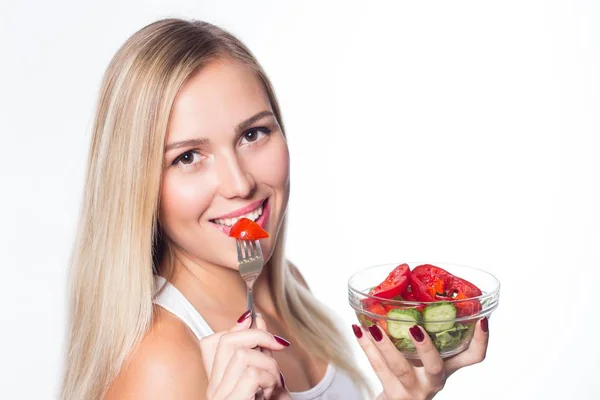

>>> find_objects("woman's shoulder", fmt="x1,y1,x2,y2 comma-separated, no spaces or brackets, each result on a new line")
105,307,207,399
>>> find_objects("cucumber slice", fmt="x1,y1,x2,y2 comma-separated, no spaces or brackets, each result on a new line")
386,308,422,340
423,302,456,333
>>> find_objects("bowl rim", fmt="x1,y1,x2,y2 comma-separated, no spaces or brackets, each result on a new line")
348,261,501,306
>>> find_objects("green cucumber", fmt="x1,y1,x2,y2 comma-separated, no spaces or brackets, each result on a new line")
357,314,375,328
386,308,422,340
423,302,456,333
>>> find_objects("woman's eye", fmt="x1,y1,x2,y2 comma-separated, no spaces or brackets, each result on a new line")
240,127,271,145
172,150,203,169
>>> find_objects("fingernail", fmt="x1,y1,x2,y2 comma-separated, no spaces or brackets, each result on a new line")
352,324,363,338
481,317,489,333
368,325,383,342
273,335,291,347
409,325,425,342
237,310,251,323
280,372,286,388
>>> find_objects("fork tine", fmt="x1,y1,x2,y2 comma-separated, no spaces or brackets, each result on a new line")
242,240,250,258
255,240,263,258
248,240,257,258
245,240,254,258
236,239,243,261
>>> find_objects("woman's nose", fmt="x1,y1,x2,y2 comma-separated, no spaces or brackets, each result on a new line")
215,152,256,199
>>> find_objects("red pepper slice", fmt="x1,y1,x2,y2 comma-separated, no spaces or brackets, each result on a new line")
443,275,482,316
408,274,437,302
411,264,483,317
400,286,418,302
399,285,427,312
229,218,269,240
369,263,410,299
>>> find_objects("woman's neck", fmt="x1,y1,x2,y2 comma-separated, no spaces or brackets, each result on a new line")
161,248,278,318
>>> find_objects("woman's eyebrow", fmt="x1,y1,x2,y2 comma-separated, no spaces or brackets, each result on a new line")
165,137,210,153
236,110,274,133
165,110,274,153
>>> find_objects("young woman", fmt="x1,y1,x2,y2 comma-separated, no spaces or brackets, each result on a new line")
61,18,489,400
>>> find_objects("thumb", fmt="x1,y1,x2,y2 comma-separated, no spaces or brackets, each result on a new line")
254,312,268,331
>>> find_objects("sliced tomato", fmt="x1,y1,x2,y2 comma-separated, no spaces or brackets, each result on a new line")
228,217,269,240
366,303,388,333
369,263,410,299
367,303,387,316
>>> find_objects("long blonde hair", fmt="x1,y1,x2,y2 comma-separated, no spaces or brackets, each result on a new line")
61,18,370,399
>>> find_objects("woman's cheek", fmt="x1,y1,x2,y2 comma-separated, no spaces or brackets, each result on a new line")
250,138,290,188
160,171,215,225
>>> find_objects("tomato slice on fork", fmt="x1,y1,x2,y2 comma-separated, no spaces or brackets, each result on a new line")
229,218,269,240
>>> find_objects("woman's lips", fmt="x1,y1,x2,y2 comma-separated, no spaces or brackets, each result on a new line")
211,198,270,236
212,198,265,220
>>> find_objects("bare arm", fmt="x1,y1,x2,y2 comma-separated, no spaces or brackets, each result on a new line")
106,308,291,400
106,312,207,399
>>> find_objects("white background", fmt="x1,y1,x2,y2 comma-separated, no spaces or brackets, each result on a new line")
1,0,599,399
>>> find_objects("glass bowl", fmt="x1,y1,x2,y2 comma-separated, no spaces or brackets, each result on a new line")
348,262,500,359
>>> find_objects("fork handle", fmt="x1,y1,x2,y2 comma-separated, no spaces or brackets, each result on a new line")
246,286,265,400
247,286,257,329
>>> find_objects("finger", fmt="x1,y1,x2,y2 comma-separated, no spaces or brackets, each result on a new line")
211,348,281,399
217,366,279,400
351,324,406,396
255,312,267,330
444,317,489,376
199,310,253,376
254,313,275,359
408,325,445,389
231,309,253,331
211,329,291,386
366,324,417,388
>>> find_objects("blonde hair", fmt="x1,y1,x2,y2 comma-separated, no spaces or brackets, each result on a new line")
61,18,370,399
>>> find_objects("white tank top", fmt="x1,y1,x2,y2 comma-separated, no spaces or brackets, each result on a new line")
153,276,363,400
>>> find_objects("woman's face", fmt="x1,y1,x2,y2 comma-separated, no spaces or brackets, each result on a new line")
159,57,290,271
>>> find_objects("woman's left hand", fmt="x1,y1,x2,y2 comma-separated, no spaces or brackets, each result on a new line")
352,317,489,400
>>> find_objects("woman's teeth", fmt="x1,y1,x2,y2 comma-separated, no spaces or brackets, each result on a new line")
214,205,263,227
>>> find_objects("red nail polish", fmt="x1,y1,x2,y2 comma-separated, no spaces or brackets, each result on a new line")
352,324,363,338
409,325,425,342
237,310,252,323
481,317,489,333
368,325,383,342
280,372,286,388
274,335,291,347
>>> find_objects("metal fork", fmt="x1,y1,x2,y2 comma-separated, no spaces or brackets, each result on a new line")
236,240,267,400
236,239,264,329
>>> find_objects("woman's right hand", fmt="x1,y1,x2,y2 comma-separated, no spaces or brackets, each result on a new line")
199,310,292,400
